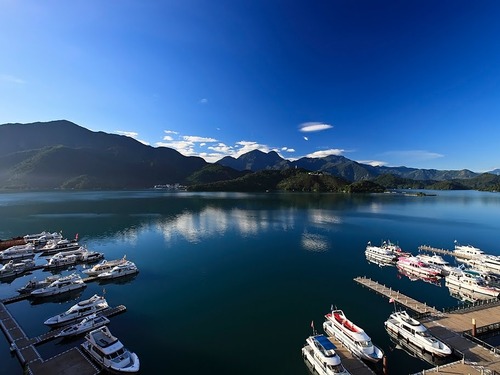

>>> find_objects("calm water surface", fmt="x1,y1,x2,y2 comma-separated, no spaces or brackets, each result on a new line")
0,190,499,374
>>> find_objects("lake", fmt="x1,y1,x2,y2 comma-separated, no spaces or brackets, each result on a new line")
0,190,499,374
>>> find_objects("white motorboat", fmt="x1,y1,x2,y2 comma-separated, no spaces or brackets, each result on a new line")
445,268,500,298
56,313,110,338
323,309,383,363
24,231,63,245
396,257,442,278
40,238,81,255
45,248,104,269
301,334,350,375
365,242,397,263
83,256,127,277
384,311,452,357
415,254,452,276
30,273,86,297
98,261,138,280
0,243,35,261
0,259,35,279
446,281,496,303
44,294,109,326
18,274,61,294
466,255,500,275
453,241,484,259
81,326,140,373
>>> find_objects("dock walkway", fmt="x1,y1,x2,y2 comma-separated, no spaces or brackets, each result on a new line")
354,276,439,315
326,336,376,375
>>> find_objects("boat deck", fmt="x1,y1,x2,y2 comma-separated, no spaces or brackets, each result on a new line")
325,335,376,375
354,276,500,374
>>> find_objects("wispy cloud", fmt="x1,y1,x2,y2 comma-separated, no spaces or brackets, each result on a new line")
305,149,344,158
299,122,333,132
199,98,208,104
357,160,387,167
303,136,309,141
164,130,179,135
282,147,295,153
0,74,25,84
183,136,217,143
383,150,444,161
115,130,150,145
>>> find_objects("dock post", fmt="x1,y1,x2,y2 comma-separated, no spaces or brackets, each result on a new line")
472,318,476,337
382,355,388,375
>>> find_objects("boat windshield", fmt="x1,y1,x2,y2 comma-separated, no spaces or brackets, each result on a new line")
327,363,347,373
357,340,372,348
416,331,431,338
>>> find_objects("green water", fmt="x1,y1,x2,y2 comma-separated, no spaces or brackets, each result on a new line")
0,190,499,374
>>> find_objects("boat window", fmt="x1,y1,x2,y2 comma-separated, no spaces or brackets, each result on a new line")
416,330,430,337
358,340,371,347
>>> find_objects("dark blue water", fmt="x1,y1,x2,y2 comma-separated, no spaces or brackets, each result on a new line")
0,190,499,374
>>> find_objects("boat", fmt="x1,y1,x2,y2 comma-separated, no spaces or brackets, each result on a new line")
415,254,452,276
56,313,110,338
44,294,109,326
446,281,497,303
30,273,87,297
396,257,442,278
39,238,81,255
0,243,35,261
0,259,35,279
18,275,61,294
464,255,500,275
301,334,350,375
384,311,452,357
453,241,484,259
444,268,500,298
45,248,104,269
81,326,140,373
323,309,383,363
365,241,397,263
97,261,138,280
24,231,63,245
83,256,128,277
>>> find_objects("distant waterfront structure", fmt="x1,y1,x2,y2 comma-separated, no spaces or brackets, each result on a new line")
153,183,186,190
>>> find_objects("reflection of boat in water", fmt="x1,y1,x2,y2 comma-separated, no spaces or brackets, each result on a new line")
301,334,351,375
323,309,383,363
386,325,456,366
445,268,500,298
446,280,497,303
384,311,452,357
398,268,441,286
81,326,140,373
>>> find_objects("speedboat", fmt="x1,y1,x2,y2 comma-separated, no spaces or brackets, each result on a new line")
30,273,86,297
83,256,127,277
45,248,104,269
323,309,383,363
384,311,452,357
56,313,110,338
301,334,350,375
0,243,35,261
81,326,140,373
453,241,484,259
445,268,500,298
18,274,61,294
396,257,442,278
97,261,138,280
39,238,80,256
0,259,35,279
44,294,109,326
24,231,63,245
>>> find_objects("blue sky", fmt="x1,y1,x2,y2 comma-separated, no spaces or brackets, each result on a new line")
1,1,499,172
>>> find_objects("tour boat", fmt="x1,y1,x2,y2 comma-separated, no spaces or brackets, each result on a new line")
384,311,451,357
415,254,452,276
97,261,138,280
0,259,35,279
30,273,86,297
445,268,500,298
453,241,484,259
301,334,350,375
365,241,397,263
44,294,109,326
56,313,110,338
39,238,81,255
396,257,442,278
323,309,383,363
81,326,140,373
24,231,63,245
18,275,61,294
83,256,128,277
0,243,35,261
465,255,500,275
45,248,104,269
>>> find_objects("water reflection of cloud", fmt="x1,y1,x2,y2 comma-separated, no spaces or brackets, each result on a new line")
308,210,342,226
301,232,329,253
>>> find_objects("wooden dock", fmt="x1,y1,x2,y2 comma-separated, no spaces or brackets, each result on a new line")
354,276,500,374
0,301,126,374
326,335,376,375
354,276,439,315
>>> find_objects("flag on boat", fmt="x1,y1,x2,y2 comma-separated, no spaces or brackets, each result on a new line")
389,298,394,303
311,320,314,329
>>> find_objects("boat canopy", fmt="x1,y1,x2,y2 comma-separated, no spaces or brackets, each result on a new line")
314,335,336,350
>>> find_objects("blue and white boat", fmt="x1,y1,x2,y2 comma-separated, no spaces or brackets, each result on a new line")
301,334,350,375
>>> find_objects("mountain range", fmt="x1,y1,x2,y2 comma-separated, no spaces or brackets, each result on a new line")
0,120,498,191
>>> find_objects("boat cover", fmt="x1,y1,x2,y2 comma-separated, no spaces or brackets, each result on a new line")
315,335,336,350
